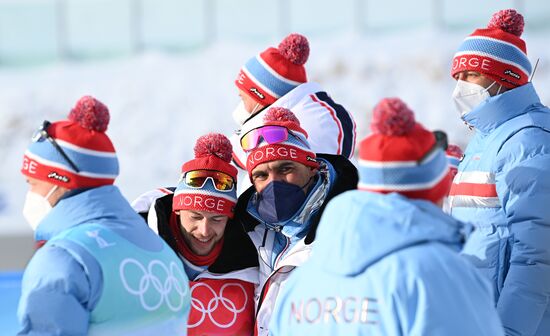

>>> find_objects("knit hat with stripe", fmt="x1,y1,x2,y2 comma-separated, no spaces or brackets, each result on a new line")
241,107,319,177
358,98,451,203
451,9,531,88
173,133,238,218
21,96,118,189
235,33,309,106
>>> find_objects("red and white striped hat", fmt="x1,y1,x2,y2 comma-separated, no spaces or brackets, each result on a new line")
451,9,531,88
240,107,319,177
173,133,238,218
235,33,309,106
358,98,452,203
21,96,118,189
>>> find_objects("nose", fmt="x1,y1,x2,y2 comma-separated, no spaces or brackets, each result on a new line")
195,220,211,237
270,171,287,182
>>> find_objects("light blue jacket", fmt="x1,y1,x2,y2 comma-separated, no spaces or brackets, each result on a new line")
17,185,190,335
270,191,504,336
449,83,550,336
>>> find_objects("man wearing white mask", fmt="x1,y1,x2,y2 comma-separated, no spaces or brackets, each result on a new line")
230,33,357,187
19,96,190,335
448,9,550,336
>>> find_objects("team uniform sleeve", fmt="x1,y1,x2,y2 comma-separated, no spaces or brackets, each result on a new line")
17,245,94,335
494,134,550,335
130,188,174,214
293,97,343,156
292,92,356,159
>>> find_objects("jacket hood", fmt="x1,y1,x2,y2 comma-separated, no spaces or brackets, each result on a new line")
313,190,464,276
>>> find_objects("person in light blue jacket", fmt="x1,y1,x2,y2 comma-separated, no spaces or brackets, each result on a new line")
270,98,504,335
18,96,190,335
449,9,550,336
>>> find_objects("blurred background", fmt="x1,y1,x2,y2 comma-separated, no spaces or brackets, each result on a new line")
0,0,549,333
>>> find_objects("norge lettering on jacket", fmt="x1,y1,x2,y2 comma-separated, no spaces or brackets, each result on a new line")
288,296,379,325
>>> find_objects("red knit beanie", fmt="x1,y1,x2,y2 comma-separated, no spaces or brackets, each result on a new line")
358,98,451,203
21,96,118,189
451,9,531,88
235,33,309,106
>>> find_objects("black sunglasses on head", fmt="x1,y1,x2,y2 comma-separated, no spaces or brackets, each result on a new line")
32,120,80,172
417,130,448,165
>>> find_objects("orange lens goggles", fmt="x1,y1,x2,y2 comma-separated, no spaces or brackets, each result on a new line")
183,170,235,191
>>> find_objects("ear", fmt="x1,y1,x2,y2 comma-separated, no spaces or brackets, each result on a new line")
309,166,318,176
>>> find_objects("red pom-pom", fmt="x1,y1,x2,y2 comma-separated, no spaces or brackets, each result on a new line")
68,96,110,132
446,144,464,159
488,9,524,37
194,133,233,163
278,33,310,65
264,107,300,124
370,98,416,136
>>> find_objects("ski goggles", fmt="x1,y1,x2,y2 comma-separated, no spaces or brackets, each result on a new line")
32,120,80,172
417,130,448,165
241,125,305,151
182,169,235,191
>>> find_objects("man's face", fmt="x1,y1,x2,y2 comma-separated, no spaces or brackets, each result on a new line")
178,210,228,256
250,160,317,193
454,71,503,96
239,90,262,113
25,177,66,206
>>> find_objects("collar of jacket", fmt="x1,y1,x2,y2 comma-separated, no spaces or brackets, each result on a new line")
464,83,541,134
35,185,134,242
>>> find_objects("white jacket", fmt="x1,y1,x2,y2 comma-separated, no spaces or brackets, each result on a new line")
248,226,313,336
230,82,356,171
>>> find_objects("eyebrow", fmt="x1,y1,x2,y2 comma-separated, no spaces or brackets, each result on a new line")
251,171,266,178
275,162,295,170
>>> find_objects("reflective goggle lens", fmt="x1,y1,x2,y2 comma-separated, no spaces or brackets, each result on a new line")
184,170,235,191
240,126,289,151
31,120,52,143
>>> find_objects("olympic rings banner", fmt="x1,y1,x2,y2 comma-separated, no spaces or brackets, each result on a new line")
188,278,255,336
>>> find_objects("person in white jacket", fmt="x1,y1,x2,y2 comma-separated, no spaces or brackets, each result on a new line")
230,33,356,184
232,106,358,335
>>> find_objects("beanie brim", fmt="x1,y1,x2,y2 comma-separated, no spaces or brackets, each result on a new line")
359,170,452,203
172,190,236,218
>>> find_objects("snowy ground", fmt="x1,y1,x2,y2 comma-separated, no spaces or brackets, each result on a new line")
1,29,550,237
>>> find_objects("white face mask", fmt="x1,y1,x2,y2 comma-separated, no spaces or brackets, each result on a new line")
452,80,497,118
232,101,261,126
22,185,58,231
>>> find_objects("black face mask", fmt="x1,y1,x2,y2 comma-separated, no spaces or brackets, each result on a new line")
257,180,310,224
